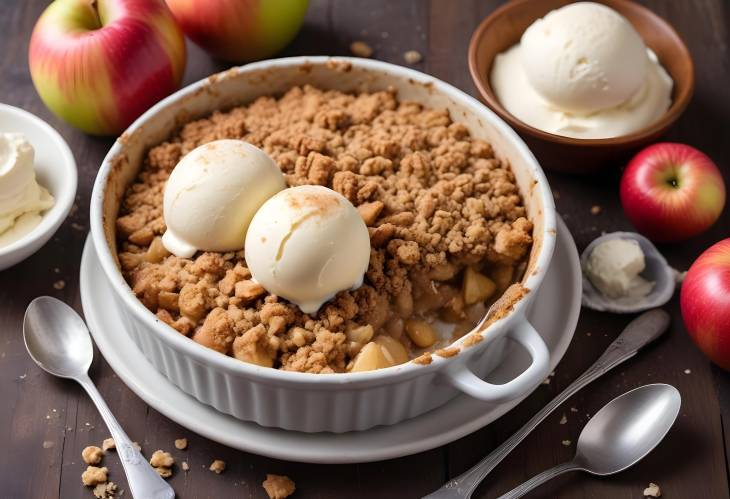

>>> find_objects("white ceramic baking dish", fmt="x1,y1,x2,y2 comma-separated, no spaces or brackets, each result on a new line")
90,56,557,433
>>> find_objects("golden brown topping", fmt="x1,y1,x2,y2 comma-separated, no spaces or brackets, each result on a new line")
116,85,531,374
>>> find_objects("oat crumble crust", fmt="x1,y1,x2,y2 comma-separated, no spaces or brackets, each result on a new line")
116,85,533,373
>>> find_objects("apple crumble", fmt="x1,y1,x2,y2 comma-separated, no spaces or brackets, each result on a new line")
116,85,533,373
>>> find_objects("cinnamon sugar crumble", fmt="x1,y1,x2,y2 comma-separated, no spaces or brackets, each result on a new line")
116,85,533,373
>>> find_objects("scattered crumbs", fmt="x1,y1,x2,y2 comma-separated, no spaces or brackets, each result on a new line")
586,332,592,337
381,31,389,39
181,461,190,472
559,414,567,425
174,438,188,450
684,369,691,374
71,222,85,231
18,374,26,380
82,446,104,465
85,422,91,427
102,438,115,452
561,440,572,446
43,440,54,449
403,50,423,64
350,40,373,58
262,474,296,499
552,190,561,200
92,481,117,499
643,482,661,497
53,280,66,290
209,459,226,474
81,466,108,486
53,267,60,273
149,450,174,468
590,205,602,215
70,203,79,216
541,377,551,385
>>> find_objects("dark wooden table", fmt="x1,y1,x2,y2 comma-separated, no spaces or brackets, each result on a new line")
2,1,729,498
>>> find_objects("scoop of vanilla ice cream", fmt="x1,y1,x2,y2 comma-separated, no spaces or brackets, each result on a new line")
584,238,654,299
162,140,286,258
245,185,371,314
0,133,54,246
521,2,648,114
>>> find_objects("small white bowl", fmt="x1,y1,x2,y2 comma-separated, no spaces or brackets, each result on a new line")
581,231,677,313
0,104,77,271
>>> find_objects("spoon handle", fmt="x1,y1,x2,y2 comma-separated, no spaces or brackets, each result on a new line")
78,374,175,499
423,309,669,499
496,461,579,499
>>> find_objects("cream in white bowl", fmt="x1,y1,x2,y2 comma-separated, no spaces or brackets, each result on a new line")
0,104,77,271
90,57,557,433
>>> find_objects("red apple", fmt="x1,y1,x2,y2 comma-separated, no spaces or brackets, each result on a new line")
681,239,730,370
620,143,726,243
29,0,186,136
165,0,308,62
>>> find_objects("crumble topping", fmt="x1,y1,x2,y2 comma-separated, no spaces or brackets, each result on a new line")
117,85,532,373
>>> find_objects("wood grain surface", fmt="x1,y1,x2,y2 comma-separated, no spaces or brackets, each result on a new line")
1,1,729,498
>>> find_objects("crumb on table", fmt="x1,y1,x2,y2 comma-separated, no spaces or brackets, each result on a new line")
102,438,115,452
81,466,108,487
350,40,373,57
82,446,104,465
174,438,188,450
92,481,117,499
150,450,174,468
263,474,296,499
644,482,661,497
403,50,423,64
209,459,226,474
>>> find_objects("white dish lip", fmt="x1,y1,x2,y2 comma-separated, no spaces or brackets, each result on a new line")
0,103,77,262
89,56,557,386
79,216,580,462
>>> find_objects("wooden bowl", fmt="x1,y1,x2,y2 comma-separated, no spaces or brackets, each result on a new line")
468,0,694,174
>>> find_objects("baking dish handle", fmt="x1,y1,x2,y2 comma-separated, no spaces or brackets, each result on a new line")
446,320,550,403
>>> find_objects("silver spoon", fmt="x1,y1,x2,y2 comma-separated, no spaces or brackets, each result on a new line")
425,309,670,499
24,296,175,499
497,383,680,499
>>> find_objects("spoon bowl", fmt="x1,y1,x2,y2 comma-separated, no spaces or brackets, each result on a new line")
575,383,681,475
23,296,176,499
497,383,681,499
24,296,93,379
